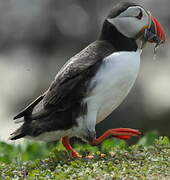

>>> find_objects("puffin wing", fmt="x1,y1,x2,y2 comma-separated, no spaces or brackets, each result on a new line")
43,40,114,109
13,40,114,121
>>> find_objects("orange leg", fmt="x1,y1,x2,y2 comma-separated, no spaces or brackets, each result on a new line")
62,136,82,158
91,128,141,146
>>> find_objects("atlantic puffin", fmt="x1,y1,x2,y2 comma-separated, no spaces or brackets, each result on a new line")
9,2,166,158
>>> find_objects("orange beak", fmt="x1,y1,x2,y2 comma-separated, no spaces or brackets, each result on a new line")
145,15,166,44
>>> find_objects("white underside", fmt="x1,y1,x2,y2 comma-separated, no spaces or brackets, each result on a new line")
85,50,141,124
26,50,141,142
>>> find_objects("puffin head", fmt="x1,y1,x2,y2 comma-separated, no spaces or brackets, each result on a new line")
102,2,166,49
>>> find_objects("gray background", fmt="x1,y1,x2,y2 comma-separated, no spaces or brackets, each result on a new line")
0,0,169,142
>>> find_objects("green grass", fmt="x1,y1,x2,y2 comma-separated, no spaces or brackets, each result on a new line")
0,132,169,179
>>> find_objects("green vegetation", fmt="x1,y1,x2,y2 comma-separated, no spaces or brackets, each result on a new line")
0,132,169,179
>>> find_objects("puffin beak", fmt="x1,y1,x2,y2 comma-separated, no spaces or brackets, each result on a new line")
143,15,166,45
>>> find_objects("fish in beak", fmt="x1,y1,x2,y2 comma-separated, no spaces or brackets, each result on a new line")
141,14,166,50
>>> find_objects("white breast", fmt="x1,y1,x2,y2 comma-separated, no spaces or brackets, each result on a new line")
84,51,141,125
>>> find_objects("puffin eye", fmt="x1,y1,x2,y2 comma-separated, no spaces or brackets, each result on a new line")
136,9,143,20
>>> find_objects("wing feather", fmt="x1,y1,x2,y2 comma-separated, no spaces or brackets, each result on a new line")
13,40,114,121
43,40,114,108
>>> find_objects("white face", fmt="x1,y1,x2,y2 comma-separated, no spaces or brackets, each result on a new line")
107,6,151,38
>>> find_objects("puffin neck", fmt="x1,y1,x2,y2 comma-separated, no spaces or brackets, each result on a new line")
99,20,138,52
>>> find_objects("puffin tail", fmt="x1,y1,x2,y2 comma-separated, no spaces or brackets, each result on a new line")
9,126,26,140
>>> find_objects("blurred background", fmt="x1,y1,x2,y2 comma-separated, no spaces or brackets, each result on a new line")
0,0,169,142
